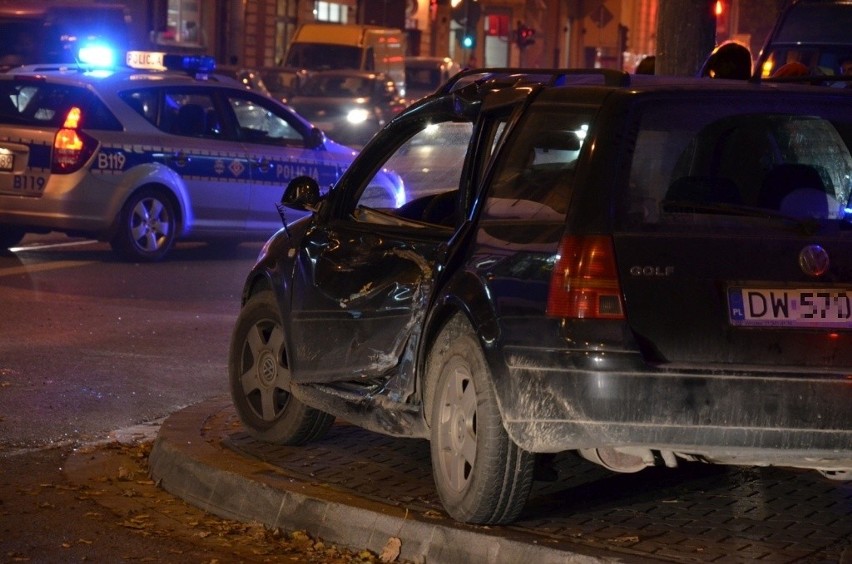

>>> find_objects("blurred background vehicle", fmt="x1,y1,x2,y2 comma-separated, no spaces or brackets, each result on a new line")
287,69,406,147
282,23,406,97
216,66,301,102
404,56,462,100
756,0,852,80
0,2,130,72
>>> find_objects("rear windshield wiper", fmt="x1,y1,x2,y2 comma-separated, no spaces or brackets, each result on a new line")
660,200,826,233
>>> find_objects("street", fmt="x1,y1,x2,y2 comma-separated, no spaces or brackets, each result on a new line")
0,234,386,562
0,234,249,452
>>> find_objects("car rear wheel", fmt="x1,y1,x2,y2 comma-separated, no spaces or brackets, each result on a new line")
229,290,334,444
0,226,25,250
110,188,176,261
427,314,535,524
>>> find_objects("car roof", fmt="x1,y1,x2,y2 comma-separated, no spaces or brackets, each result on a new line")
438,68,851,101
1,64,245,90
305,69,385,79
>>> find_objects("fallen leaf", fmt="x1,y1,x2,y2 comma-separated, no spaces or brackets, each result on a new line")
379,536,401,562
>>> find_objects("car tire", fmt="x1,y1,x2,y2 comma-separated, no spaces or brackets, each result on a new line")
109,187,176,262
229,290,334,444
426,314,535,524
0,226,26,250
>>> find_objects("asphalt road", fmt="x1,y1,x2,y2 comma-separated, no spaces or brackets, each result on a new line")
0,233,254,452
0,234,388,562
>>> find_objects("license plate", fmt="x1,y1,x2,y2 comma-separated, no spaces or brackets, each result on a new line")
0,153,13,171
728,287,852,328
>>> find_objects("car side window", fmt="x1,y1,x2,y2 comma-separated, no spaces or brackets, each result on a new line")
352,121,474,227
163,92,220,139
226,92,304,145
120,90,159,125
483,108,588,221
0,83,121,130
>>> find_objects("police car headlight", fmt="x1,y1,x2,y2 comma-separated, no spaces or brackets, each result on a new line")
346,108,370,125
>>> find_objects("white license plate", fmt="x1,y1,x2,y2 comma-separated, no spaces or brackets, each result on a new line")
728,287,852,328
0,153,13,171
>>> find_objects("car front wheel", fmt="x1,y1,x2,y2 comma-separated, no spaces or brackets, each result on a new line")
228,290,334,444
427,314,535,524
110,187,176,261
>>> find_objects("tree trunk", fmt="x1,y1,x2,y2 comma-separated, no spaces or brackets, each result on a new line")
656,0,717,76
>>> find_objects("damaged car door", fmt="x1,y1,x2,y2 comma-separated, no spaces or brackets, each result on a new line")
287,118,475,383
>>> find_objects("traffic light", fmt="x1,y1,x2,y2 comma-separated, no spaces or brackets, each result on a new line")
462,30,475,49
619,24,629,51
516,23,535,48
456,28,476,48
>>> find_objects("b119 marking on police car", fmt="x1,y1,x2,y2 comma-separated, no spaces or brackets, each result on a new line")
728,287,852,328
98,152,127,171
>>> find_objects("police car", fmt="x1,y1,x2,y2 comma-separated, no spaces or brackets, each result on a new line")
0,49,401,261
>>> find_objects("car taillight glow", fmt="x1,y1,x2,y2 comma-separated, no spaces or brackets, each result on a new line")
52,107,97,174
547,235,625,319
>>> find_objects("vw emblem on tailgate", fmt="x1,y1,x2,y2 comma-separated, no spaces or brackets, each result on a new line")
799,244,829,277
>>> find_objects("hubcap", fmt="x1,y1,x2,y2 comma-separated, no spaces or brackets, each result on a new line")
130,197,170,251
436,361,477,493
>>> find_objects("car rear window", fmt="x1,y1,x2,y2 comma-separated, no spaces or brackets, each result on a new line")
626,95,852,227
0,81,121,130
483,107,591,222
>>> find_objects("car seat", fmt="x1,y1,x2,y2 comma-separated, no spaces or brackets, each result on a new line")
174,103,207,137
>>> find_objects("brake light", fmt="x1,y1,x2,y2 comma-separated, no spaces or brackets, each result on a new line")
547,235,625,319
52,107,97,174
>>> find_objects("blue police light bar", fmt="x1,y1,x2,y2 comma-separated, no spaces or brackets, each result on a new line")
163,54,217,75
126,51,216,75
78,44,117,68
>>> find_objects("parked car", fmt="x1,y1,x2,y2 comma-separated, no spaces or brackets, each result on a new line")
287,69,406,146
0,51,403,261
404,56,461,100
756,0,852,81
217,65,299,102
229,68,852,525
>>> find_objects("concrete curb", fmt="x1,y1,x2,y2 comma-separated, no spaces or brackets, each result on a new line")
149,398,621,564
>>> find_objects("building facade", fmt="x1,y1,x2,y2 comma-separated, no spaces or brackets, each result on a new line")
23,0,782,73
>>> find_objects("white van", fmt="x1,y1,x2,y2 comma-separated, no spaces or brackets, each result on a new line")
284,23,407,96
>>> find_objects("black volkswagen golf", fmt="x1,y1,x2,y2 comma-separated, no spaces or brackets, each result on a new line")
229,69,852,525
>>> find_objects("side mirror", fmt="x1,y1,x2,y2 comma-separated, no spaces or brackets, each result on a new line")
282,175,321,211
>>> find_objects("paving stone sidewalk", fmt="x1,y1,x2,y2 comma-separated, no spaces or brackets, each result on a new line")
150,398,852,563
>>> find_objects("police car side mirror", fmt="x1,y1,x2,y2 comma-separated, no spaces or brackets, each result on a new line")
282,175,321,211
307,127,325,149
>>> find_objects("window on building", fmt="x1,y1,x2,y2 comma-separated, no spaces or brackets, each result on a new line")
155,0,204,48
315,2,348,24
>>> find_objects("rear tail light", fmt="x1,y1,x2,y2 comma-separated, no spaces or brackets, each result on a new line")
52,107,97,174
547,235,625,319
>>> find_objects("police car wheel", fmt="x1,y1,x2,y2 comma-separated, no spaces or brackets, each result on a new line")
110,188,176,262
0,226,26,250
